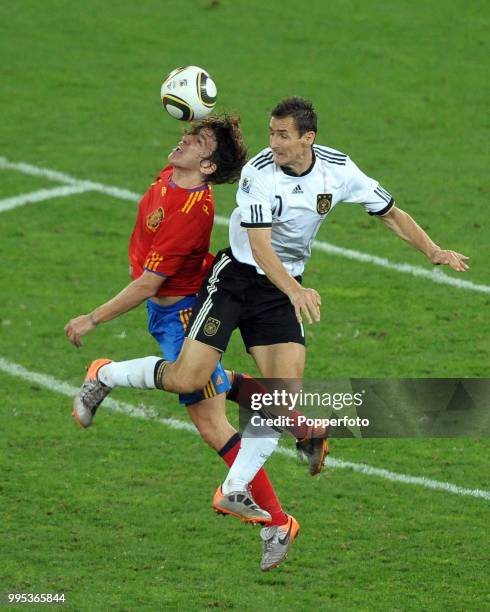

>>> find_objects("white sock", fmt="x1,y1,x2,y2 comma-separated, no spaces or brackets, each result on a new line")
221,422,282,494
98,356,161,389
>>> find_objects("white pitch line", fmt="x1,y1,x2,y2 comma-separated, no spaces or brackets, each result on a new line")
0,156,87,186
1,356,489,501
214,215,490,294
1,155,488,295
0,185,92,213
310,240,490,294
0,156,141,204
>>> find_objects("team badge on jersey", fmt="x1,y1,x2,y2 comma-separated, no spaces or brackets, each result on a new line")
146,207,164,232
203,317,220,336
241,176,253,193
317,193,332,215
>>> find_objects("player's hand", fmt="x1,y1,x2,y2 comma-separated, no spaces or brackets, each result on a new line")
289,287,321,324
64,314,96,347
430,249,470,272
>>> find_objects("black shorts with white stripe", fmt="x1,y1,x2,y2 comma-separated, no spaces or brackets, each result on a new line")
186,248,305,353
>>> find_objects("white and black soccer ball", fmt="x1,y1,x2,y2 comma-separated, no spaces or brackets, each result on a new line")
160,66,217,121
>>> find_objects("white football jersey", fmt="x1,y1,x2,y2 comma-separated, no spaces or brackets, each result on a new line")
230,145,394,276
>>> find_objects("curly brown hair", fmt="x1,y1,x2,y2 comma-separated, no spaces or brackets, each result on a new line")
186,114,248,184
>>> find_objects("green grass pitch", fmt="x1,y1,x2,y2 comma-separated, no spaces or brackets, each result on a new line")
0,0,489,609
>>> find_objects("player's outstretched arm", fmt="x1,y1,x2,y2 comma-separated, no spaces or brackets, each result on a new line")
247,228,321,324
378,205,470,272
64,270,165,347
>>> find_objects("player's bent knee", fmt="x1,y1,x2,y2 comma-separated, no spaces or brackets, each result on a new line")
162,359,213,393
173,369,214,394
173,378,200,394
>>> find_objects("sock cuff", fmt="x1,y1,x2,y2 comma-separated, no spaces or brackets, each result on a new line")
218,432,241,457
225,371,242,403
154,359,168,389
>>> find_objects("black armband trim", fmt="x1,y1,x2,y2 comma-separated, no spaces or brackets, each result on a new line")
240,222,272,228
368,198,394,216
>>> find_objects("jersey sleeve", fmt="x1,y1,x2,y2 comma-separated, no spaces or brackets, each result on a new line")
235,164,273,228
144,210,207,277
343,156,394,216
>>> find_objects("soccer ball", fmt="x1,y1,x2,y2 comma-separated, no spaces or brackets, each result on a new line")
161,66,217,121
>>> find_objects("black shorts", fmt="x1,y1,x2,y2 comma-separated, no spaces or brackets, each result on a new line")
186,248,305,353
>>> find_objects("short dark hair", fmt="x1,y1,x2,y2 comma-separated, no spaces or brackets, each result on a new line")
271,97,317,136
187,114,248,184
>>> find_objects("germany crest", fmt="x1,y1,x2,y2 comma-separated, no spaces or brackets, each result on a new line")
204,317,220,336
146,207,164,232
317,193,332,215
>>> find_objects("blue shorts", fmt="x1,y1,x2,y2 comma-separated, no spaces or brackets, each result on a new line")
146,296,230,405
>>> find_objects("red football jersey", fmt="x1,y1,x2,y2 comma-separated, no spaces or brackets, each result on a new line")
129,165,215,296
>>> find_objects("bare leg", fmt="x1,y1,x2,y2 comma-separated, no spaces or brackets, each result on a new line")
249,342,305,379
157,338,222,395
186,394,236,450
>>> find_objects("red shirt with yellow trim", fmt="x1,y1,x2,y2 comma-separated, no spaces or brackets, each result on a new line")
129,165,215,297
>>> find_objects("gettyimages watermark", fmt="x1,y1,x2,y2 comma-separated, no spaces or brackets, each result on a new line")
236,378,490,438
248,388,368,431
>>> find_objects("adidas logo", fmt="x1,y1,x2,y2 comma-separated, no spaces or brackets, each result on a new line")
292,184,303,194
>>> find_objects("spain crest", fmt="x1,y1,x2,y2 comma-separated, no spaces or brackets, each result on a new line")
204,317,220,336
317,194,332,215
146,207,164,232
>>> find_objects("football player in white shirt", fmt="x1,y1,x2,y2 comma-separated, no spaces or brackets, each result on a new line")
73,97,469,570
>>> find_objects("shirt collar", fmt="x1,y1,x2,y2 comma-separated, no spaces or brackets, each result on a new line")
168,175,208,192
280,149,316,177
